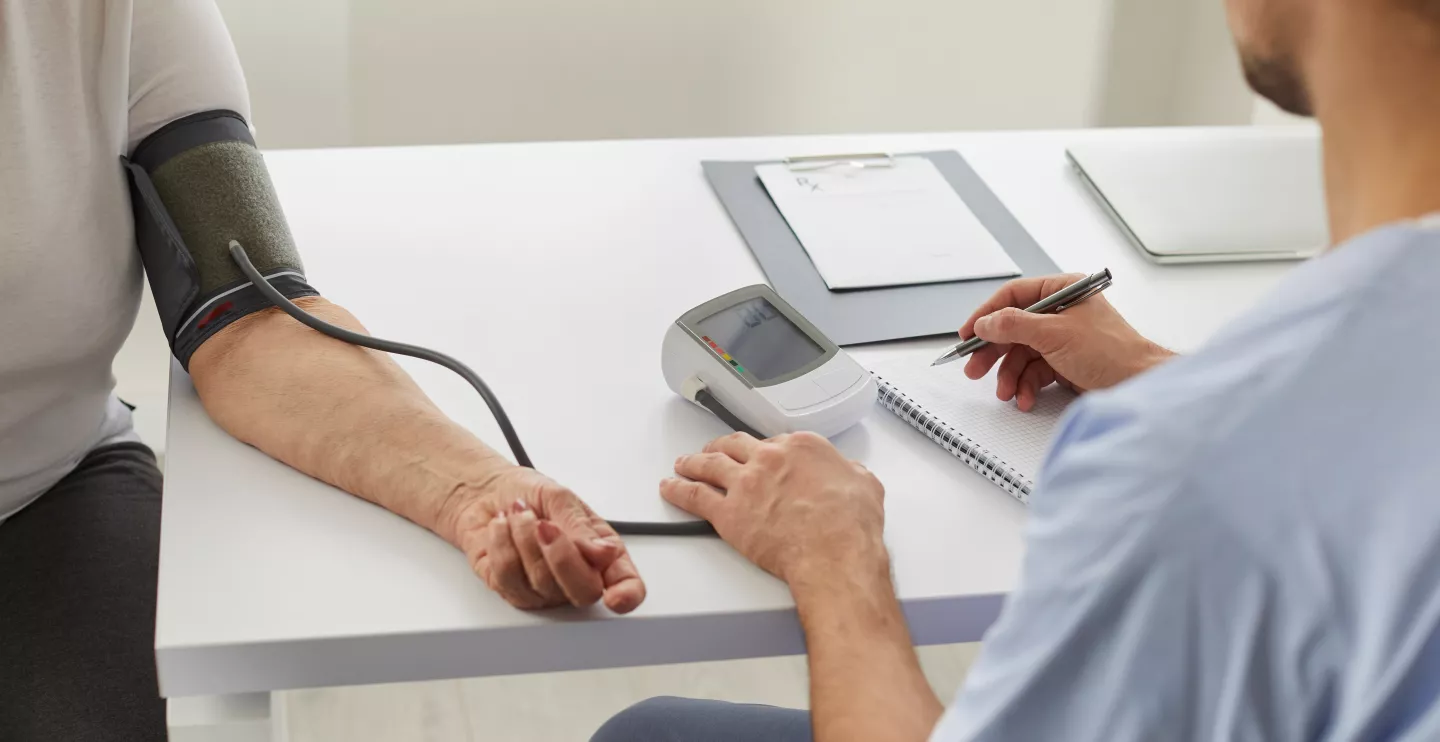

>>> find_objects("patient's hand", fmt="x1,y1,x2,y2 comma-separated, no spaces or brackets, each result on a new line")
959,274,1174,411
443,467,645,614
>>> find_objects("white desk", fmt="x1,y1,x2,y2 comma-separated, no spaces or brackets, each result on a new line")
156,128,1298,738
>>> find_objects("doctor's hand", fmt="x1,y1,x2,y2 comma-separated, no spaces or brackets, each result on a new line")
660,432,889,587
441,467,646,614
959,274,1174,411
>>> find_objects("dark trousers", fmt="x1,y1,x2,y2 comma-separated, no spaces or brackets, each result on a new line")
0,442,166,741
592,697,813,742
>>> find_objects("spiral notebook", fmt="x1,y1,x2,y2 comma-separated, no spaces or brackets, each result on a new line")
868,357,1077,504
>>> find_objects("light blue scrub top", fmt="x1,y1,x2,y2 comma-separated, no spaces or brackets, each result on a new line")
933,221,1440,741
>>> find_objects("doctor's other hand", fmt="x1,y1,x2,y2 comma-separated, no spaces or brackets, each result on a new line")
959,273,1174,411
441,467,646,614
661,432,889,588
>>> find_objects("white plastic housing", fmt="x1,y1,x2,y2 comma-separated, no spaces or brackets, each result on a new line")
662,323,875,439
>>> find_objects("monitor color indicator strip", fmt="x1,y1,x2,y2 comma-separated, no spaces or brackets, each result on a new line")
701,336,747,374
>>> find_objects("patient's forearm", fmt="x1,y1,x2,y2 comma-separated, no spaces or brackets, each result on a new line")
188,296,508,542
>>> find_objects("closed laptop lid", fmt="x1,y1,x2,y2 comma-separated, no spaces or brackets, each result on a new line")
1067,129,1329,257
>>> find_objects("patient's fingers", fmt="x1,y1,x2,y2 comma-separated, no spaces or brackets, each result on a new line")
479,513,549,610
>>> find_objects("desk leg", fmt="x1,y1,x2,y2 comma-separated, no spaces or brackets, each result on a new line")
167,692,286,742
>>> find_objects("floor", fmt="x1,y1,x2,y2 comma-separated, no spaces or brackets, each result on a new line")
283,644,980,741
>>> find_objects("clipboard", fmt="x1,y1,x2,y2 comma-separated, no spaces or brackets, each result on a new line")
703,150,1059,346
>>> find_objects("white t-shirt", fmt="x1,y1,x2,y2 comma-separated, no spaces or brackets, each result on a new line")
0,0,249,519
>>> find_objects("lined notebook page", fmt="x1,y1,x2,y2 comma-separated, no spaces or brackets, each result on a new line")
867,355,1075,482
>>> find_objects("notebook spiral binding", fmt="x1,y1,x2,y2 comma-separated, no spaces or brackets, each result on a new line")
873,375,1032,505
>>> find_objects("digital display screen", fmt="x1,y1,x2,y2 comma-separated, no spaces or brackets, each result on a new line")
694,297,825,382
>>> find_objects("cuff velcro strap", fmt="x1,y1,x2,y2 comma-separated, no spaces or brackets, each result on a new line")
122,110,318,369
173,273,320,363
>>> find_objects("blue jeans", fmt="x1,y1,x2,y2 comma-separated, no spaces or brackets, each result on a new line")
593,697,812,742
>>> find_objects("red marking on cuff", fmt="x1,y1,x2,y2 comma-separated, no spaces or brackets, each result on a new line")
197,301,234,330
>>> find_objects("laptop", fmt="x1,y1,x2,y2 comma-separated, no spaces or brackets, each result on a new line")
1066,130,1328,264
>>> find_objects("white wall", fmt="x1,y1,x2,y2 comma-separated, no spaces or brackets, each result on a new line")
215,0,1270,148
214,0,1120,149
1093,0,1186,126
1092,0,1254,126
347,0,1114,145
215,0,352,147
1167,0,1254,125
1252,96,1312,125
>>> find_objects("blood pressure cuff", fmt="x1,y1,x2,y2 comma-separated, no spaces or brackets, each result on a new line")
121,110,319,368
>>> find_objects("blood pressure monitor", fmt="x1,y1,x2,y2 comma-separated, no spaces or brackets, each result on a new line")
663,285,876,439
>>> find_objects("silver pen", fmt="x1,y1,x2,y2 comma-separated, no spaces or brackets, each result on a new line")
931,269,1114,367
